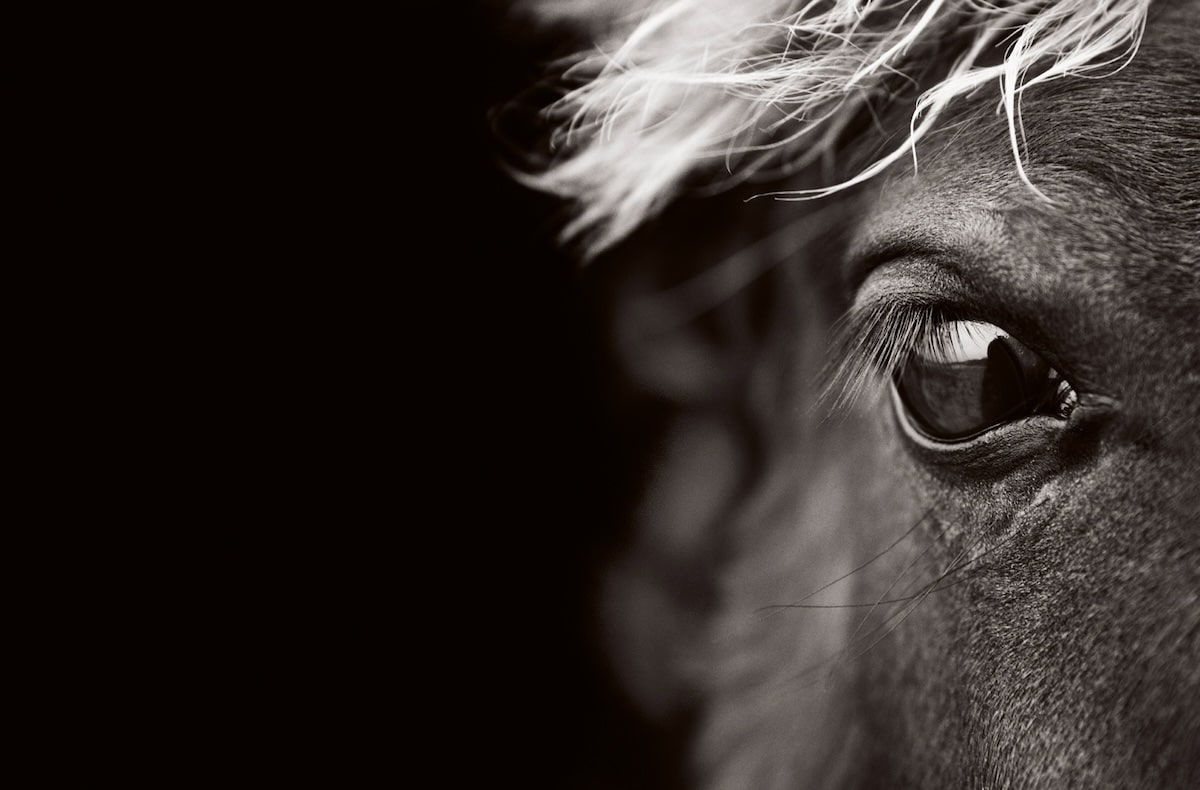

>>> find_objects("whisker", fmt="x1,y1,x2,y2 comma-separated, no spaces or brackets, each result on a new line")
756,577,971,610
780,516,1021,689
755,503,937,617
845,509,954,645
835,525,986,663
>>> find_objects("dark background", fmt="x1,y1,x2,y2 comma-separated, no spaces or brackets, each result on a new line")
459,5,669,788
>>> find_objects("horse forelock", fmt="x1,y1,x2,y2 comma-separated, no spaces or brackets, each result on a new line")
513,0,1157,259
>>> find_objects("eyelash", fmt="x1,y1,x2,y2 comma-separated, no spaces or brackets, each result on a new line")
820,301,957,414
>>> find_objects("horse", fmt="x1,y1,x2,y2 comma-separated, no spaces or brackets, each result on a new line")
496,0,1199,786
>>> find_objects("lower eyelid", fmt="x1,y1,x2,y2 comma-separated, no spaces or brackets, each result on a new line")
890,385,1065,452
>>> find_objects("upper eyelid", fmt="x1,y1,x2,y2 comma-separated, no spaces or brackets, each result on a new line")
843,238,944,297
861,257,1072,373
843,209,1007,297
851,256,970,313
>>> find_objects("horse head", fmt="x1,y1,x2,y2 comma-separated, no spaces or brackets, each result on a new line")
500,1,1199,785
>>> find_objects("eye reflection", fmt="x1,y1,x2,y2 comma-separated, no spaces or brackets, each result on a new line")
894,320,1073,442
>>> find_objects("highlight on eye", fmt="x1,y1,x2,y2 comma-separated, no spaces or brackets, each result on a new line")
823,304,1077,442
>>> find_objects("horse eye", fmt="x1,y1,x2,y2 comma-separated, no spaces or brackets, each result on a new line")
894,320,1077,442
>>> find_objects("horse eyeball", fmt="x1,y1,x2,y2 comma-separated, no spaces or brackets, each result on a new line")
894,320,1075,442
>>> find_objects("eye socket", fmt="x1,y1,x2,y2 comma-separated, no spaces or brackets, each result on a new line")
894,320,1077,442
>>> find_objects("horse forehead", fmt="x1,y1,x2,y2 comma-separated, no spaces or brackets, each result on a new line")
854,13,1200,296
906,0,1197,210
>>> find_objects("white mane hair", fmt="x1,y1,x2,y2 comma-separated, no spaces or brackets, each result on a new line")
514,0,1152,258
